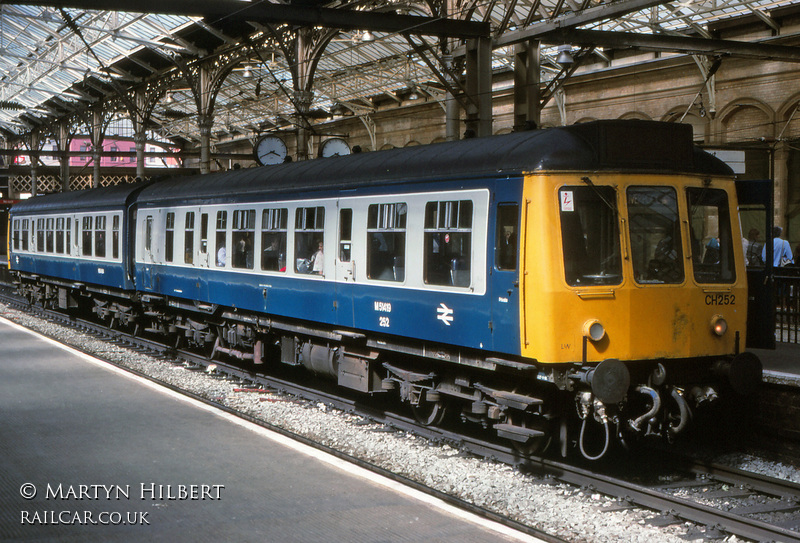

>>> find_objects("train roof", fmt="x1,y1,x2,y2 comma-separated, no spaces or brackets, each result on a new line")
11,120,734,213
136,120,733,205
10,180,150,215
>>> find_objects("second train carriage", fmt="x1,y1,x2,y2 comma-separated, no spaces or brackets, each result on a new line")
8,120,762,459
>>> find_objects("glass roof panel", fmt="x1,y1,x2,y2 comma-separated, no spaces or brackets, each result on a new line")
0,0,798,142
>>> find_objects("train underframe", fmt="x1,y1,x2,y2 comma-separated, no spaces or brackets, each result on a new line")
15,275,761,460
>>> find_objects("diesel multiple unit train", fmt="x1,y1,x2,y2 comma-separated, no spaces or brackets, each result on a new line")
7,120,762,460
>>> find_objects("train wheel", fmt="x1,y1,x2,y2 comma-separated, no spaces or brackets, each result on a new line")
411,390,448,426
507,411,552,457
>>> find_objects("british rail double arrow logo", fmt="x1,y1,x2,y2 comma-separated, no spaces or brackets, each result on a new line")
436,303,454,326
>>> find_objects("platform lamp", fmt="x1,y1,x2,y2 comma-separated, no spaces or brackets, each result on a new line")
556,44,574,66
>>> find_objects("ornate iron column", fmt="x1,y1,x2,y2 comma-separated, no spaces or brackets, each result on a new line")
91,110,104,188
57,121,73,191
444,54,460,141
29,130,41,195
293,89,313,161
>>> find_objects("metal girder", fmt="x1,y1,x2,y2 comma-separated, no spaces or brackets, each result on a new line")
465,37,492,137
542,28,800,63
493,0,670,48
7,0,490,38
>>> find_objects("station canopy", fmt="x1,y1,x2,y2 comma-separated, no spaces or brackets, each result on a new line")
0,0,798,145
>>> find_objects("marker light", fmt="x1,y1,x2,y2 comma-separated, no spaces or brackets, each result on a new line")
583,319,605,342
711,315,728,337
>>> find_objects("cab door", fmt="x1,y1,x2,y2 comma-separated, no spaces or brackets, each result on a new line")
490,202,522,352
736,179,775,349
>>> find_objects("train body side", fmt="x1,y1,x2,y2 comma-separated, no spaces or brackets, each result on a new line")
131,176,524,356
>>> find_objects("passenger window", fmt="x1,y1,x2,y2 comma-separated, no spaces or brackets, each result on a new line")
261,208,287,272
687,188,736,283
82,217,92,256
200,213,209,255
559,186,622,286
215,211,227,267
184,212,195,264
232,210,255,269
112,215,120,260
12,219,19,251
424,200,472,287
295,206,325,274
95,216,106,258
66,218,71,254
46,218,54,253
36,218,44,252
627,187,684,284
164,213,174,263
56,218,65,254
339,209,352,263
495,204,518,270
22,219,29,251
145,216,153,254
367,203,406,282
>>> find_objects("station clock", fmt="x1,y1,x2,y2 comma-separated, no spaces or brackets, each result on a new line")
253,135,287,166
320,137,351,158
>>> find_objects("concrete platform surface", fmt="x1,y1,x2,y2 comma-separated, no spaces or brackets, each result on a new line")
755,342,800,387
0,318,541,543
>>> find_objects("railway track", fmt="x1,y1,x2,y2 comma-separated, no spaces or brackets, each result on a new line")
3,290,800,542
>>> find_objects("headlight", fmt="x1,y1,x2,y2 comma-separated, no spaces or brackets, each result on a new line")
711,315,727,336
583,319,605,342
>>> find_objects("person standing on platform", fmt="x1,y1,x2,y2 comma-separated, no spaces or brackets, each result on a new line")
762,226,793,267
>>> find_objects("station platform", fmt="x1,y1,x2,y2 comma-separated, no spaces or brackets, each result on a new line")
0,317,539,543
755,342,800,387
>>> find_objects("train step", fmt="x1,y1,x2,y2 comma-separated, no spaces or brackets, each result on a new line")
493,423,546,442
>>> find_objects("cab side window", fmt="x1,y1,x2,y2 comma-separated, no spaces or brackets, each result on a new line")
495,204,518,270
687,188,736,284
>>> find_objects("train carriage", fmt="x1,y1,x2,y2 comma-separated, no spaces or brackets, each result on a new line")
9,182,147,317
8,120,762,459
